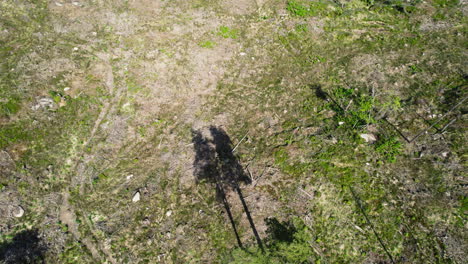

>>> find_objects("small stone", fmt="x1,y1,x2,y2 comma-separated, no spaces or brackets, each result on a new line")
73,47,79,51
13,206,24,217
55,2,63,7
126,174,134,180
63,87,70,92
441,152,448,157
142,217,151,226
32,97,55,110
239,52,246,56
132,191,140,203
166,210,172,217
338,121,345,125
360,133,377,143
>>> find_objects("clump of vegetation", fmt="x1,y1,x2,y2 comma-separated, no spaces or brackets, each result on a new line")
229,218,316,263
286,0,332,17
199,40,216,48
375,136,402,162
217,26,238,39
329,87,376,126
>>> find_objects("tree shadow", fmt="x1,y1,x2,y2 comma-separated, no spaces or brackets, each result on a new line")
192,126,263,251
0,229,46,264
265,218,297,245
192,126,251,189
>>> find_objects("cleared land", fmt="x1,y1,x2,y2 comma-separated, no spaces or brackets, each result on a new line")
0,0,466,263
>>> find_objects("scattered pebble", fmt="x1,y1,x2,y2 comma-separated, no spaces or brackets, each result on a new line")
73,47,79,51
126,174,134,180
239,52,246,56
32,97,55,110
55,2,63,7
13,206,24,218
166,210,172,217
63,87,70,92
338,121,345,125
360,133,377,143
142,217,151,226
441,152,448,157
132,191,140,203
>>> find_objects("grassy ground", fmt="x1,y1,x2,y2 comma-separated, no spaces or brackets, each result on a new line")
0,0,466,263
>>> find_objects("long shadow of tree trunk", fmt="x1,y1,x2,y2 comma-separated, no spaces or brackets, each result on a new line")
192,126,264,252
192,129,243,248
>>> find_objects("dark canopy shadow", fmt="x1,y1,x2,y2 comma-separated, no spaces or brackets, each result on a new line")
0,229,46,264
265,218,297,245
192,126,251,189
192,126,263,252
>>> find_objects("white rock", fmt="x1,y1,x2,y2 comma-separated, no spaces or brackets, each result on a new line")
239,52,246,56
441,152,448,157
166,210,172,217
132,191,140,202
55,2,63,7
63,87,70,92
13,206,24,217
142,218,151,225
126,174,134,180
360,133,377,143
32,97,55,110
338,121,345,125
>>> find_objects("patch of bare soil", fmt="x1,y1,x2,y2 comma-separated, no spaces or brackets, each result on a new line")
43,0,274,261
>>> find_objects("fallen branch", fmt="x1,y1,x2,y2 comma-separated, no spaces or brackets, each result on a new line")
410,96,467,142
232,132,248,153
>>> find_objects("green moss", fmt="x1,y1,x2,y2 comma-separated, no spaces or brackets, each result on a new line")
287,0,339,17
375,136,402,162
0,98,21,116
0,122,30,148
217,26,238,39
199,40,216,48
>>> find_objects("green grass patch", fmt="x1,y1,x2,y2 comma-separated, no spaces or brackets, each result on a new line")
217,26,238,39
199,40,216,48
